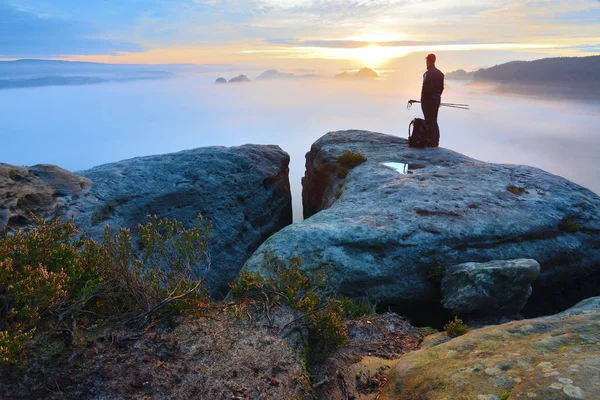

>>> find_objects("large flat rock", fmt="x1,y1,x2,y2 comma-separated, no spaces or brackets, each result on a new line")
381,297,600,400
242,130,600,318
1,145,292,295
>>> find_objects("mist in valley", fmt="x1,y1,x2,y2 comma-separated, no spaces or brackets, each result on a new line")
1,71,598,221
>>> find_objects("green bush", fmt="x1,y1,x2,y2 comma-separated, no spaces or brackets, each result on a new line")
559,216,580,233
229,271,264,299
337,151,367,169
506,185,526,195
308,299,348,360
104,215,211,322
229,255,372,357
0,214,211,365
500,391,510,400
338,297,374,319
0,217,107,363
424,260,446,284
444,316,469,338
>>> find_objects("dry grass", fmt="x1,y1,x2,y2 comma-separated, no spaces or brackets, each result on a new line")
0,301,311,400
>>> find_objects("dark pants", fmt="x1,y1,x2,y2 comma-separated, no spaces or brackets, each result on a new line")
421,101,440,147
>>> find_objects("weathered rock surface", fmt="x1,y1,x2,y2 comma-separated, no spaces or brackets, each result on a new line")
1,145,292,296
381,297,600,400
442,259,541,317
242,130,600,319
0,163,90,230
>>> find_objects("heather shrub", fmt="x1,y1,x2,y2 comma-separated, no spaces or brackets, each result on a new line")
337,151,367,168
103,215,211,324
444,316,469,338
559,216,580,233
230,255,371,357
0,214,211,364
0,217,107,363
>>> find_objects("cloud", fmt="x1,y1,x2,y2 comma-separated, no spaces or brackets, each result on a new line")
266,38,473,49
0,3,143,58
288,0,410,20
2,0,597,62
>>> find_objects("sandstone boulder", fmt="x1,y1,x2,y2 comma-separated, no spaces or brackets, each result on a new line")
0,163,90,230
381,297,600,400
442,259,541,318
1,145,292,296
242,130,600,319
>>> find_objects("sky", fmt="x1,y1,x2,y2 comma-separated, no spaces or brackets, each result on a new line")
1,0,599,70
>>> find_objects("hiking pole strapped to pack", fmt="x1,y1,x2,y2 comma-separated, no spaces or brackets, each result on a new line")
407,100,470,110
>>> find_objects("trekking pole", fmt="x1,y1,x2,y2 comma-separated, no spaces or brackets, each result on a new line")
407,99,469,110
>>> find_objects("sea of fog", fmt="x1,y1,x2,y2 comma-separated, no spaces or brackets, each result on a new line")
1,73,599,221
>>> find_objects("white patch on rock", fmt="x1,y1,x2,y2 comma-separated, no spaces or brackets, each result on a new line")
563,384,585,399
485,366,502,376
445,350,458,358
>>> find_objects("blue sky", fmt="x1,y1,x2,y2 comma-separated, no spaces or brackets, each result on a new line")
1,0,599,68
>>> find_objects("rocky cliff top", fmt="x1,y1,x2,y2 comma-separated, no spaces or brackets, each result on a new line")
245,130,600,323
383,297,600,399
1,145,293,296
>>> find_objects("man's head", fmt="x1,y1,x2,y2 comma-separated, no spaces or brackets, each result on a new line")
425,53,436,68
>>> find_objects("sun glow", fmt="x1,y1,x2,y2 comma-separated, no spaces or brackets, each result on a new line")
349,45,410,68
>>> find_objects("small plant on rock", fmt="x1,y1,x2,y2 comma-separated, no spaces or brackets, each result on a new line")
229,255,372,358
337,151,367,169
424,259,446,284
559,216,580,233
444,316,469,338
506,185,526,195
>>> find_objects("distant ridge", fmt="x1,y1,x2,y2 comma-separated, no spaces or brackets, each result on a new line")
446,55,600,99
473,55,600,83
446,55,600,84
256,69,296,80
0,59,238,76
335,67,379,80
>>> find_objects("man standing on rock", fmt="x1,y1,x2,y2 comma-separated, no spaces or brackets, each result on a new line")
421,54,444,147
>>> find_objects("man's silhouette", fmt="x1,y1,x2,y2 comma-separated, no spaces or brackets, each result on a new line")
421,54,444,147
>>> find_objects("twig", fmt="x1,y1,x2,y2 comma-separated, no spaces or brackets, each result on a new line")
115,332,145,343
313,377,330,388
281,304,330,330
263,293,273,327
246,310,253,328
338,372,348,400
126,281,202,327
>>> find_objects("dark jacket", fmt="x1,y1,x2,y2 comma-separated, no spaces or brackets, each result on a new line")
421,65,444,104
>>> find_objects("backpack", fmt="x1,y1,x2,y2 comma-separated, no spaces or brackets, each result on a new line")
408,118,430,148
